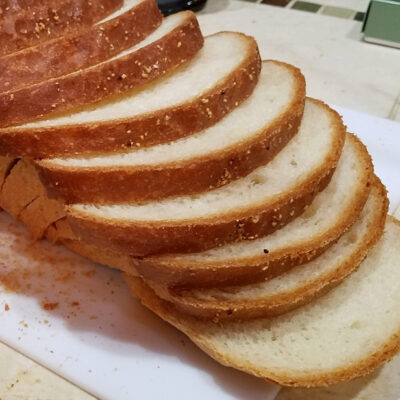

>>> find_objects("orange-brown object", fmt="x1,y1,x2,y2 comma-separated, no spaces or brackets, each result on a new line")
0,0,123,57
0,11,204,129
0,0,162,93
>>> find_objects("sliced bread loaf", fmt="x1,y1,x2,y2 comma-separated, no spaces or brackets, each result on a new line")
37,60,306,203
0,32,261,157
0,11,203,129
147,176,387,320
67,98,346,256
133,133,372,286
124,217,400,387
0,0,162,93
0,0,122,57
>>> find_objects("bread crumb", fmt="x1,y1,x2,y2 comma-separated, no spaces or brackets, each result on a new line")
42,302,59,311
4,303,9,311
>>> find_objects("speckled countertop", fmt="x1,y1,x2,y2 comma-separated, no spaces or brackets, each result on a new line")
1,1,399,399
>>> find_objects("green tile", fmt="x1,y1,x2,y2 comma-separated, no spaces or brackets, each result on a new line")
291,1,321,13
321,6,356,19
241,0,260,2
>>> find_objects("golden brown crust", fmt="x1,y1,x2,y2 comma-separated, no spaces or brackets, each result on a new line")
0,0,122,57
43,218,142,275
0,32,261,158
61,237,139,275
19,195,65,239
149,176,388,320
0,12,203,129
129,133,372,286
45,218,76,243
123,269,400,388
0,159,42,218
0,156,17,189
0,157,66,238
37,61,306,204
0,0,162,93
0,153,140,271
66,99,346,257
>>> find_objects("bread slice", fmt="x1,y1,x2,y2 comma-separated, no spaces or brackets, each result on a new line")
67,98,346,256
0,32,261,157
0,0,122,57
37,60,306,203
276,353,400,400
148,176,387,320
0,0,162,93
134,134,372,286
124,217,400,387
0,11,203,129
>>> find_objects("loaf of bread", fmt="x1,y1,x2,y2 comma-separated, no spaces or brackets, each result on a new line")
0,0,398,394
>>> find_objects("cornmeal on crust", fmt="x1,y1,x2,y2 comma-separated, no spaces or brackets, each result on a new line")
0,0,122,56
0,11,203,129
0,0,162,93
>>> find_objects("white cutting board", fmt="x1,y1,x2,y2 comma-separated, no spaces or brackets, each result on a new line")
0,107,399,400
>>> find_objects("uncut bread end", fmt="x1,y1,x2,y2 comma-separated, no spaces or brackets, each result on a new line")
124,219,400,387
0,32,261,158
67,99,346,257
0,158,65,239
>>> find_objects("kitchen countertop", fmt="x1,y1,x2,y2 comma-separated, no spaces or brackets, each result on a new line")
1,1,399,399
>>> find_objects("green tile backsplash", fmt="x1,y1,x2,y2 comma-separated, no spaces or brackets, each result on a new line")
241,0,366,21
